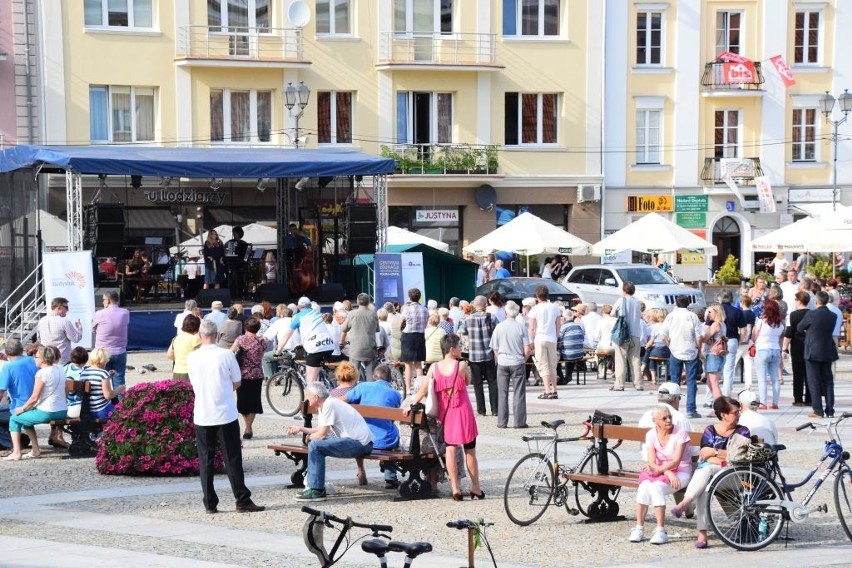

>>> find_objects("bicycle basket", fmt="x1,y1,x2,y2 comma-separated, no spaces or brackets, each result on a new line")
591,410,622,425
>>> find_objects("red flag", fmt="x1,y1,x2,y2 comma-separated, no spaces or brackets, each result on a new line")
769,55,796,87
717,51,750,63
723,61,757,84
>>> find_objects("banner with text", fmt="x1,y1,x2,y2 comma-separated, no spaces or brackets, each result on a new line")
42,250,95,349
755,176,777,213
374,252,425,308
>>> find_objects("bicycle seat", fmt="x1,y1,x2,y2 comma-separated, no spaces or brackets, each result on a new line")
771,444,786,452
361,539,390,556
388,541,433,557
542,419,565,430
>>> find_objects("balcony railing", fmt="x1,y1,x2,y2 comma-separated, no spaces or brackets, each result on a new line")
381,144,499,175
176,26,304,62
701,60,765,91
700,157,764,185
377,32,497,67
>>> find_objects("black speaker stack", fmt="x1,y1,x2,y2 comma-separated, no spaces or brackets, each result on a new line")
84,204,126,258
196,289,232,308
346,204,377,255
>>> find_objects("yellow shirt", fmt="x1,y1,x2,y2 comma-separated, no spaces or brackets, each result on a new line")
172,332,201,374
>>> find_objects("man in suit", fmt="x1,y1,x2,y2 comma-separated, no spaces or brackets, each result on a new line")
797,290,840,418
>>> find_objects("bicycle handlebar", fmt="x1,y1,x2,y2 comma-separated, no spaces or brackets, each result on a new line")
301,506,394,534
795,413,852,432
796,422,813,432
446,519,494,530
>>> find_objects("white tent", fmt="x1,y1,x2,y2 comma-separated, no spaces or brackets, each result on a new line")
171,223,278,255
463,212,593,256
750,206,852,252
591,212,718,256
387,225,450,252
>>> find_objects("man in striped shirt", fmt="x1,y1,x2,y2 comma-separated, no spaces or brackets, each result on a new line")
458,295,497,416
399,288,428,391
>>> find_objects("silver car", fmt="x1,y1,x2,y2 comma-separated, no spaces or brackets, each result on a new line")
561,264,705,312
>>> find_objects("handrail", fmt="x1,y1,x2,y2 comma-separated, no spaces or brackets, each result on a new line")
1,262,45,343
175,25,304,61
378,31,497,66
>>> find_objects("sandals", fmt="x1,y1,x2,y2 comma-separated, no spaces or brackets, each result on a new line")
356,472,368,486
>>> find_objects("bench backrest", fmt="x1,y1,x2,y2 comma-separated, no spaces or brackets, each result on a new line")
594,423,703,446
349,404,427,427
66,379,92,395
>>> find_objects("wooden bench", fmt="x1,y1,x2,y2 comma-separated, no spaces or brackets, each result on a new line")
565,423,703,522
268,400,439,501
49,380,109,458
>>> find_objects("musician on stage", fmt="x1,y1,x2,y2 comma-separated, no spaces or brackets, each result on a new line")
283,223,311,275
203,229,226,290
224,226,250,301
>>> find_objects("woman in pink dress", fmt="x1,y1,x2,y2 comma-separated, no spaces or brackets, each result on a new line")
419,333,482,501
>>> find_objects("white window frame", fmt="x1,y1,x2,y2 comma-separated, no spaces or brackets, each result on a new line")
791,108,817,162
715,10,743,54
89,85,156,143
503,0,561,38
714,109,741,158
793,8,823,65
634,96,664,165
208,0,270,32
394,0,453,35
397,91,454,144
635,7,665,66
317,91,354,145
506,92,559,146
84,0,154,29
210,89,273,144
317,0,353,36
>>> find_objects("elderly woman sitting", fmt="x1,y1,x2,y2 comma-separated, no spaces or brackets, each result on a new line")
671,396,750,548
629,404,692,545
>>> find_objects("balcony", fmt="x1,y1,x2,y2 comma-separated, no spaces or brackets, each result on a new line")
701,60,765,94
175,26,308,67
381,144,499,175
377,32,501,70
700,157,764,185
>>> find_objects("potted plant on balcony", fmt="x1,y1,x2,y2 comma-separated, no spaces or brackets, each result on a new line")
485,146,498,174
443,146,467,174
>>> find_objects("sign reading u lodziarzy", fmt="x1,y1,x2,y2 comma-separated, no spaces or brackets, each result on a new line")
144,189,227,205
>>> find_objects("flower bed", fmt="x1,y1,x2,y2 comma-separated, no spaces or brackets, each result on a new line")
96,380,223,476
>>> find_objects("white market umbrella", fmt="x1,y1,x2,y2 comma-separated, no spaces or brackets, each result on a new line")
592,212,718,256
463,212,593,256
751,210,852,253
387,225,449,252
170,223,278,255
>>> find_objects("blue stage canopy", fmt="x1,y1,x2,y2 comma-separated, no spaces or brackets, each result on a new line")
0,145,396,178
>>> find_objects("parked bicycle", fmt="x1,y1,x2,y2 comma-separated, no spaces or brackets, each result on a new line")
447,518,497,568
264,351,335,417
705,412,852,551
502,418,623,526
301,506,432,567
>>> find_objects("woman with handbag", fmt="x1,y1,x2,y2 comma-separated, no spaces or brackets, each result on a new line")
670,396,750,548
752,299,785,410
783,292,811,407
408,333,482,501
231,316,268,440
629,404,692,545
701,304,727,405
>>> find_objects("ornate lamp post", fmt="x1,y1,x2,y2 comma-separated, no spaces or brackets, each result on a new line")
284,81,311,149
819,89,852,211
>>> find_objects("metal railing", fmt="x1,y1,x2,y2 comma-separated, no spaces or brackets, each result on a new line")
378,32,497,66
176,25,304,62
0,262,44,344
701,60,765,91
381,143,499,175
700,157,764,185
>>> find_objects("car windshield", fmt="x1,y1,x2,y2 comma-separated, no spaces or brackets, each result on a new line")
614,267,676,285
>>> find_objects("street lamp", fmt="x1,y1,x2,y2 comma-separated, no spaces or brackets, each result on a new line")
819,89,852,211
284,81,311,149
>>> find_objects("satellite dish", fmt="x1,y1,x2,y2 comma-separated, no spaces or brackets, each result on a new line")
288,0,311,28
474,184,496,211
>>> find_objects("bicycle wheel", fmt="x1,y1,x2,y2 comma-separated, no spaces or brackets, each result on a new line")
573,449,623,517
706,465,784,551
503,452,556,526
834,465,852,541
388,364,407,400
264,369,305,417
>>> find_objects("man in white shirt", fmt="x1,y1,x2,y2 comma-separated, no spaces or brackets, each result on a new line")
612,282,644,391
659,296,704,420
174,299,198,331
188,320,264,514
490,301,532,428
203,300,228,328
582,302,601,350
779,270,800,320
638,383,697,458
737,389,778,445
528,285,562,399
286,381,374,502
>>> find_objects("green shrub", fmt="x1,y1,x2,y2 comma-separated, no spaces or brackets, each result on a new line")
715,254,742,285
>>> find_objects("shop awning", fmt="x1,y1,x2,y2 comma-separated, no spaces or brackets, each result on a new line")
0,145,396,178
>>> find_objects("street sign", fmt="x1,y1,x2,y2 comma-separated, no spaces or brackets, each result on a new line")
676,212,706,229
675,195,709,213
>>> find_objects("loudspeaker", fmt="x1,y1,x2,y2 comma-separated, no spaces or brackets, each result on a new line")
347,238,376,255
84,204,126,253
256,283,290,304
196,289,232,308
314,283,347,303
347,204,377,223
94,287,124,307
348,223,377,240
93,242,125,258
86,204,125,224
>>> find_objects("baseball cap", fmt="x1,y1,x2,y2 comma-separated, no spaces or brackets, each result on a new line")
738,389,758,407
657,382,682,397
211,300,223,309
297,296,311,307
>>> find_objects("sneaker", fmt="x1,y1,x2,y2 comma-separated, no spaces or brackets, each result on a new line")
703,402,713,408
650,527,668,545
687,411,702,419
629,525,644,543
295,488,327,502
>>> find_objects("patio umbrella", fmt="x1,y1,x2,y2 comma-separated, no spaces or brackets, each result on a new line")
462,212,593,274
386,226,450,252
591,212,718,256
751,207,852,253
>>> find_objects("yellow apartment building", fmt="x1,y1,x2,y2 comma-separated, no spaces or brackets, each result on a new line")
34,0,605,260
605,0,852,279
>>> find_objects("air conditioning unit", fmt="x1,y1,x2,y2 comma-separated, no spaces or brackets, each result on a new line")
577,184,601,203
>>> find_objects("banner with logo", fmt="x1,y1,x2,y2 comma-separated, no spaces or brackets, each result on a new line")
769,55,796,87
374,252,425,308
754,176,777,213
42,250,95,349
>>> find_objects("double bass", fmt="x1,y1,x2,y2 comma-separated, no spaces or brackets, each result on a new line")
289,247,316,295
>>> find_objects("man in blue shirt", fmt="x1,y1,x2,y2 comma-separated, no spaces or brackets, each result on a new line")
0,339,37,450
558,310,585,385
344,364,402,488
494,260,511,279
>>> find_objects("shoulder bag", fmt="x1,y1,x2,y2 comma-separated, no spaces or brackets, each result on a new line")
611,315,629,346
